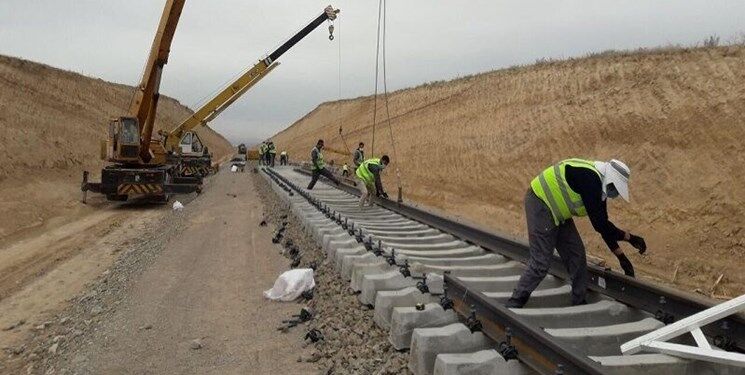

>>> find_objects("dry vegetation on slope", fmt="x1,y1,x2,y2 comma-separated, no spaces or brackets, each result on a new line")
271,46,745,296
0,55,233,238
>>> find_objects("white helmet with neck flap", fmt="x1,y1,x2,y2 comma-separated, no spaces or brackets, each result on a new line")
593,159,630,202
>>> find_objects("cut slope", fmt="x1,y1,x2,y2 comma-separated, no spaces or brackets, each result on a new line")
271,46,745,296
0,55,233,238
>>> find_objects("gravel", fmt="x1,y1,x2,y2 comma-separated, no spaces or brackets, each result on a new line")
254,170,411,375
8,206,187,375
5,170,412,375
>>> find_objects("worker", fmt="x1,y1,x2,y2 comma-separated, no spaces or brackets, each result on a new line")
356,156,390,207
506,158,647,308
307,139,341,189
259,142,267,166
264,141,272,166
342,163,349,177
280,150,288,166
353,142,365,169
268,141,277,167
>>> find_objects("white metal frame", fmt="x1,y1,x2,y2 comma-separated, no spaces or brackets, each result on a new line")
621,293,745,367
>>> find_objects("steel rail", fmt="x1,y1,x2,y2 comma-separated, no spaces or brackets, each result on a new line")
290,167,744,353
268,167,744,373
266,167,608,374
445,275,607,374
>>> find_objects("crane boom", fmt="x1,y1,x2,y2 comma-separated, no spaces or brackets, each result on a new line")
84,4,340,203
164,62,280,151
131,0,186,162
163,5,340,153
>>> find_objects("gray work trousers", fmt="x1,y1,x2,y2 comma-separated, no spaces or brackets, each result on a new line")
307,168,340,190
510,189,588,306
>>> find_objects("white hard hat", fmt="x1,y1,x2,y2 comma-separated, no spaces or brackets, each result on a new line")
595,159,631,202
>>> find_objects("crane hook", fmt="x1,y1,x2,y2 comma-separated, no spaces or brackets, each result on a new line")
328,24,335,40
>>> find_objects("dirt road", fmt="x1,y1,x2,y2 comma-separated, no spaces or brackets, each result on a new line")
1,169,314,374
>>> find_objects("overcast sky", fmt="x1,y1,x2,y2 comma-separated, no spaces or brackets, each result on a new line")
1,1,744,145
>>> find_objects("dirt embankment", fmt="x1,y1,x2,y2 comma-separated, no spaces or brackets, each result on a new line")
0,55,233,239
270,46,745,297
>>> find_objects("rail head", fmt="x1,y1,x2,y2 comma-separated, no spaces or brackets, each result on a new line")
445,274,607,375
290,166,745,353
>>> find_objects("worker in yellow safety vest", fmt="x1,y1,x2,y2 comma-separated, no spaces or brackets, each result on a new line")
307,139,341,190
507,158,647,308
259,142,267,166
355,155,390,207
268,141,277,167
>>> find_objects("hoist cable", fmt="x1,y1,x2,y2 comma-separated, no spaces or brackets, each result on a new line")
380,0,402,196
370,0,384,157
336,17,352,158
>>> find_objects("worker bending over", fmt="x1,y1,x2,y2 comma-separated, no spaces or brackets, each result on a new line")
307,139,341,190
280,151,288,165
353,142,365,169
507,158,647,308
342,163,350,177
356,156,390,207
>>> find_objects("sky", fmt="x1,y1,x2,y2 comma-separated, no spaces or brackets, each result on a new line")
1,1,744,145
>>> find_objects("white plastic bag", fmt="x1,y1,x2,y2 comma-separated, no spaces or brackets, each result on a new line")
172,201,184,211
231,165,238,172
263,268,315,301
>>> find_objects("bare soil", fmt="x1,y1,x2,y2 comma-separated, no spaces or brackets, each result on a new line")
1,169,316,374
0,54,234,240
0,54,236,328
270,45,745,297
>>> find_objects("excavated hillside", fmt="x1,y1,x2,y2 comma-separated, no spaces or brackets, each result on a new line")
271,45,745,296
0,55,233,239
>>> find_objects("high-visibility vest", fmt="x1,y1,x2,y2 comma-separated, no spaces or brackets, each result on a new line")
356,158,381,186
530,158,601,225
268,144,276,154
260,144,267,154
312,147,325,170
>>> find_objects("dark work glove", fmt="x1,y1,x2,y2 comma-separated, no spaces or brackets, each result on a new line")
616,253,635,277
628,234,647,254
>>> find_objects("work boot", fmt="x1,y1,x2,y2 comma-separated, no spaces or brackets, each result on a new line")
505,294,529,309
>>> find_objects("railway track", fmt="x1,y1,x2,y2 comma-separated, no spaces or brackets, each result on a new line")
261,166,745,375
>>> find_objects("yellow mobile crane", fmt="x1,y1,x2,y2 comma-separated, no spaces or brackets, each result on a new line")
82,4,340,202
157,58,281,178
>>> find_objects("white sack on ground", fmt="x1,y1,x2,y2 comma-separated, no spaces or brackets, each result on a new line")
263,268,315,301
172,201,184,211
231,165,238,172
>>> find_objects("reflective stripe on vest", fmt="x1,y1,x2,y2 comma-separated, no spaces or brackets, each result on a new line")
312,147,325,170
530,158,600,225
356,158,381,186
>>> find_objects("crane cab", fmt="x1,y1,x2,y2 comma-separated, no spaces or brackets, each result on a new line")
178,131,208,157
105,117,141,162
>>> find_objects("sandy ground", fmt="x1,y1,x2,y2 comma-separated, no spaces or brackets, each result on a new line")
269,45,745,297
0,54,234,242
0,198,165,350
0,170,315,374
